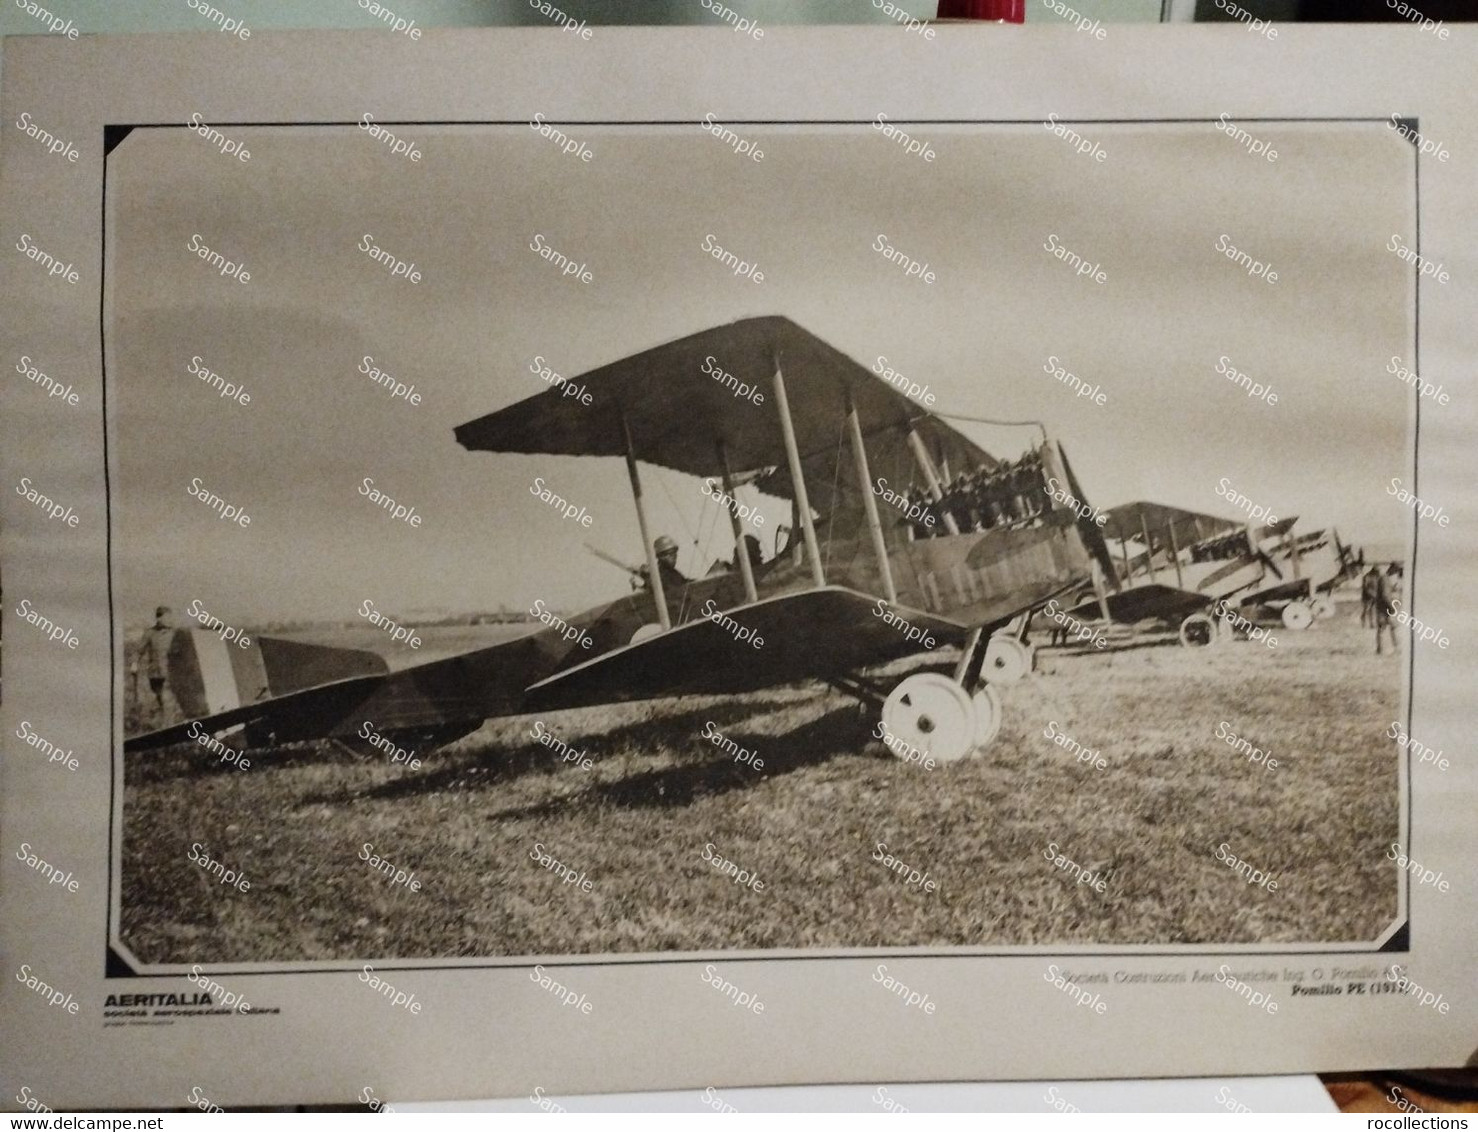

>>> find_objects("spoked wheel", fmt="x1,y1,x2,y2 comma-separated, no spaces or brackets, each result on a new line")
1281,601,1314,631
972,684,1004,751
1178,612,1218,648
982,636,1033,684
880,673,979,764
1310,595,1335,620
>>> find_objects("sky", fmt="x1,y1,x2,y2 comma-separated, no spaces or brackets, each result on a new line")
106,117,1415,624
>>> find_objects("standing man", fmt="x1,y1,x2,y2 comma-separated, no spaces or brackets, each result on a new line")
133,606,174,725
1360,565,1381,627
1374,566,1401,655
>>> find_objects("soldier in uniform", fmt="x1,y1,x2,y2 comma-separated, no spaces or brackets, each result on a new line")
133,606,174,724
1374,565,1401,655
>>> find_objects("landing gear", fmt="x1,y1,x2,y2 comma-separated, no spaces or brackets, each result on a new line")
1310,594,1335,620
972,684,1003,750
982,636,1033,685
1281,601,1314,631
1178,612,1218,648
880,672,979,763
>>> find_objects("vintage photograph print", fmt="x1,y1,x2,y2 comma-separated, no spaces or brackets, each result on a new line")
106,117,1416,967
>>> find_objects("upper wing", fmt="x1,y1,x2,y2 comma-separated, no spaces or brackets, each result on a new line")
522,586,969,713
1101,501,1244,546
452,316,997,481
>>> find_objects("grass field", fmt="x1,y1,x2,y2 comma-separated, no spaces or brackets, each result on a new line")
120,600,1402,962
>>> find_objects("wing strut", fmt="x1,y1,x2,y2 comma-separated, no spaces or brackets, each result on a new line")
771,351,826,587
622,411,671,631
1139,510,1157,584
906,429,962,535
1167,518,1184,588
845,390,898,605
718,439,759,604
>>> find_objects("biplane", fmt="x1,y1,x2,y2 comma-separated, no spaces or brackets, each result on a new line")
1059,501,1358,647
126,316,1115,764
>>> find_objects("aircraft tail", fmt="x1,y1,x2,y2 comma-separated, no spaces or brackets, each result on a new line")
165,628,390,719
